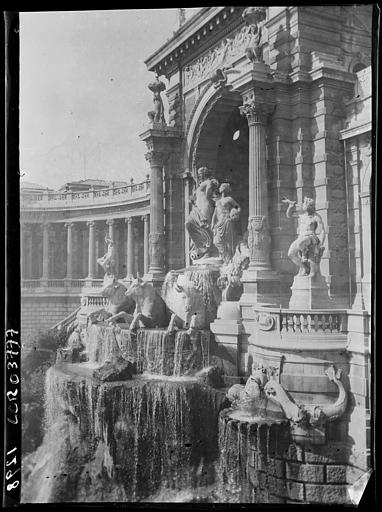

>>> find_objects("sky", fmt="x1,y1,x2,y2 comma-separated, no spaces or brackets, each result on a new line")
19,9,200,190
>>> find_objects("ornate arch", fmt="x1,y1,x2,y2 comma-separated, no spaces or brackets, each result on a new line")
185,83,242,180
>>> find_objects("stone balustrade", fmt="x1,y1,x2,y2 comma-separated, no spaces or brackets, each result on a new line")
280,311,345,335
252,306,349,352
21,179,150,208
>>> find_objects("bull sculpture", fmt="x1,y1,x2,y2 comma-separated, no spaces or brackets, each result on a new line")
88,275,135,325
123,275,168,331
162,271,207,333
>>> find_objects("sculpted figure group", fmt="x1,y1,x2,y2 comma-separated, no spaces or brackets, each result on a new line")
185,167,242,264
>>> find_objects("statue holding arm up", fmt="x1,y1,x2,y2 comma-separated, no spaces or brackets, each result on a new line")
282,197,326,277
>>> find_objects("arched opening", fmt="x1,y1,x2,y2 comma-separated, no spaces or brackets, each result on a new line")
190,92,249,238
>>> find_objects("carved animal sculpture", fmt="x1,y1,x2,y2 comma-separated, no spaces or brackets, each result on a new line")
124,277,168,331
226,363,269,414
264,376,305,424
88,277,135,325
162,272,207,332
264,365,348,426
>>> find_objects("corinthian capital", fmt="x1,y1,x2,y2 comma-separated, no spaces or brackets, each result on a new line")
145,150,167,167
239,101,272,125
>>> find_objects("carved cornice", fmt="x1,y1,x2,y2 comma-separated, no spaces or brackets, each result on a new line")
145,7,244,78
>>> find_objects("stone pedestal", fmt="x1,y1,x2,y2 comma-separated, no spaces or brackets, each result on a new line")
289,273,331,309
210,302,242,378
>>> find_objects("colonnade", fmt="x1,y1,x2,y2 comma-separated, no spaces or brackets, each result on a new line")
21,214,150,283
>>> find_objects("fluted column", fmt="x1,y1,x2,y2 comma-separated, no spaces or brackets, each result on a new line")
142,214,150,275
240,100,272,270
87,221,96,279
41,221,51,283
65,222,74,280
125,217,134,279
145,150,165,275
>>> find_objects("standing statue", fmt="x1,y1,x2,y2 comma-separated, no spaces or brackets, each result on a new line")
242,7,267,63
97,236,116,275
185,167,219,260
211,183,241,263
147,75,166,125
282,197,326,277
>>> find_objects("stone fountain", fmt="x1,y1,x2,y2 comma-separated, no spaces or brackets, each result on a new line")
22,177,351,505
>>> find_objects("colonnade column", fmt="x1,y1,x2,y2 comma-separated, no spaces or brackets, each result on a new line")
65,222,74,280
236,79,279,306
41,221,51,284
125,217,134,280
240,100,272,270
22,224,33,279
142,214,150,275
87,220,96,279
145,151,165,277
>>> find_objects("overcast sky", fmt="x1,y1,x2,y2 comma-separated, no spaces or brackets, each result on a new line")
20,9,200,190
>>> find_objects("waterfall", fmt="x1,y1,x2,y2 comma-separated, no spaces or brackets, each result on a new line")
85,324,120,365
136,329,174,375
137,329,210,377
217,409,290,503
22,365,225,503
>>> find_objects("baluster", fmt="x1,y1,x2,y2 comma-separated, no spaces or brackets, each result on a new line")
281,314,287,332
295,315,301,333
328,315,333,332
321,314,327,332
300,315,305,333
292,315,298,332
314,314,319,331
306,315,312,333
287,315,293,332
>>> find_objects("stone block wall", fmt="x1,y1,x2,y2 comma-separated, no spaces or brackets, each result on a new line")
21,295,80,347
219,414,369,504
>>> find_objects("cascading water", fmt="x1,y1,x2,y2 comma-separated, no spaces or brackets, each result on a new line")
216,409,290,503
22,324,226,503
136,328,210,377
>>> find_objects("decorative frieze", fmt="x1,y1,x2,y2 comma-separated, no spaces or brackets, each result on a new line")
183,23,264,90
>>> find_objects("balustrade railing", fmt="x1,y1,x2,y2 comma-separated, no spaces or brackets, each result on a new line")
280,311,345,334
21,278,100,289
21,179,150,206
86,296,109,307
22,279,41,288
